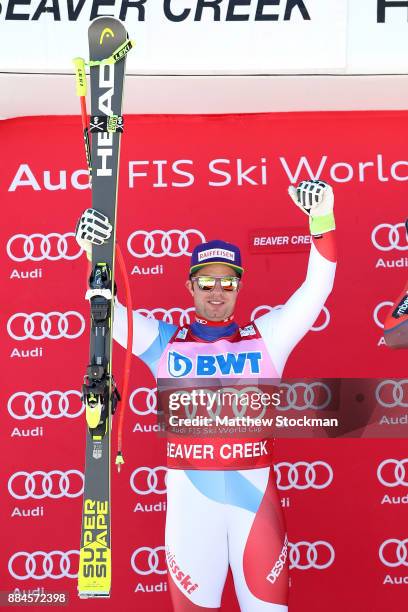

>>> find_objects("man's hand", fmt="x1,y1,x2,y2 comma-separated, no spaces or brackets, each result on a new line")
75,209,113,261
288,180,335,235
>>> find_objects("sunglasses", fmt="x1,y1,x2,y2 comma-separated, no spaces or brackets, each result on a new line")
191,275,240,292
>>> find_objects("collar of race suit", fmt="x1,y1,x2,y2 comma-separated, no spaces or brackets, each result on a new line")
191,312,238,341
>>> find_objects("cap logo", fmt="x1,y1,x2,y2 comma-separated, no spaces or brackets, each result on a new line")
198,248,235,262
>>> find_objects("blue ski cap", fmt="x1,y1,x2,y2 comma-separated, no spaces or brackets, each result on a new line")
190,239,243,277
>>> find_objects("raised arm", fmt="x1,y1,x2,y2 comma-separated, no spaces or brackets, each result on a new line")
255,181,337,376
113,300,176,376
383,219,408,348
75,209,177,377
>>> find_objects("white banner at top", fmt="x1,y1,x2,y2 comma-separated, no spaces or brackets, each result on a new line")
0,0,347,74
0,0,407,74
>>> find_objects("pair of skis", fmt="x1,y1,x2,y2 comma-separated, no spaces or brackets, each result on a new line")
73,17,134,598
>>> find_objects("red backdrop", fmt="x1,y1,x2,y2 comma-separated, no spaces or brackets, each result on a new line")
1,111,407,611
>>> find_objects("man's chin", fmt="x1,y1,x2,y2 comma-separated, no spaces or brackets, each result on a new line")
204,309,231,322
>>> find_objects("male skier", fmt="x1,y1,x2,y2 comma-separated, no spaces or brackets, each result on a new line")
76,179,337,611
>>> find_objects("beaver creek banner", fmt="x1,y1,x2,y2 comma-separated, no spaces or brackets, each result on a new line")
2,0,408,74
0,111,407,611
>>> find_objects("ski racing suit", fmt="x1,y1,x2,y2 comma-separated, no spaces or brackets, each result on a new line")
113,232,336,611
384,280,408,348
383,221,408,348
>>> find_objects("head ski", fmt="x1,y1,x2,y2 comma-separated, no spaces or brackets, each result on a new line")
77,17,133,598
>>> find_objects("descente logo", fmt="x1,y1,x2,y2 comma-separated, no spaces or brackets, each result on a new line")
167,350,262,377
396,295,408,317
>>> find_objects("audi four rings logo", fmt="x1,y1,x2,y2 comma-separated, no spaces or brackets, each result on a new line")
373,302,394,329
278,382,332,411
136,307,195,327
130,387,158,416
379,539,408,567
251,305,330,332
274,462,334,490
7,391,84,420
131,546,167,575
7,312,85,341
130,467,167,495
6,233,82,262
371,223,408,252
127,229,206,258
8,470,84,500
377,459,408,487
375,379,408,408
8,550,79,580
289,541,335,570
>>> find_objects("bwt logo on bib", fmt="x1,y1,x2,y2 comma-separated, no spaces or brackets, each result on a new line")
168,350,261,377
